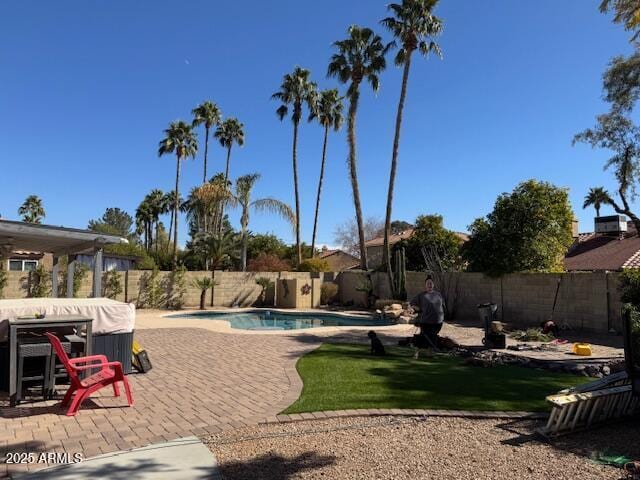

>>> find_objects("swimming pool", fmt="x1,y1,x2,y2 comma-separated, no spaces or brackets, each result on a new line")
169,310,393,331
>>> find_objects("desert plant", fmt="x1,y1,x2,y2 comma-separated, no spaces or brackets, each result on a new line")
320,282,339,305
0,270,7,299
297,258,331,272
509,328,554,343
29,265,50,298
139,267,163,308
192,276,216,310
355,274,377,308
255,277,274,306
167,265,187,310
104,270,123,300
620,269,640,306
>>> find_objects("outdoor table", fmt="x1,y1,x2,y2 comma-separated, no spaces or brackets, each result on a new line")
8,315,93,407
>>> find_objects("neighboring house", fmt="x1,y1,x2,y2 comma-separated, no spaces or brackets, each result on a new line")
564,216,640,271
319,247,359,271
365,228,469,269
6,251,50,271
6,252,138,272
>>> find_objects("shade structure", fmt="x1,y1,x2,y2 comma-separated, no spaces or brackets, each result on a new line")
0,219,128,298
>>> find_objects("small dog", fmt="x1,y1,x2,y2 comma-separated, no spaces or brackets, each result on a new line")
368,330,386,356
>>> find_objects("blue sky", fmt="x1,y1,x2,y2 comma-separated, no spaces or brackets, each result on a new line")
0,1,635,247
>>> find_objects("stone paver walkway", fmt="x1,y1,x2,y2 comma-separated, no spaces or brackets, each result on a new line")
0,328,319,478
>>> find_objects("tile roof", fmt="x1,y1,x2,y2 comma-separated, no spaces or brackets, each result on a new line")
364,229,469,247
564,223,640,271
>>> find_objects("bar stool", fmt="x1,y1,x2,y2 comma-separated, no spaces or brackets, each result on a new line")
47,336,78,398
16,337,52,404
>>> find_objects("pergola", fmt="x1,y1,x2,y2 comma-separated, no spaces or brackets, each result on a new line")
0,219,128,298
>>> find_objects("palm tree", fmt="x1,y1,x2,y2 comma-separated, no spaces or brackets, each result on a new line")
135,199,153,251
158,120,198,266
272,66,318,265
145,189,165,254
583,187,611,217
214,118,245,183
232,173,294,271
192,101,222,183
18,195,45,224
328,26,391,270
192,229,239,271
308,89,344,257
192,277,216,310
163,191,181,253
381,0,442,297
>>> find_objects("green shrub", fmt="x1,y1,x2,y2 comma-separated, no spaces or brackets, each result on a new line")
320,283,339,305
60,262,90,297
139,267,163,308
0,270,7,299
167,266,187,310
510,328,554,342
29,265,50,298
620,269,640,306
297,258,331,272
104,270,123,300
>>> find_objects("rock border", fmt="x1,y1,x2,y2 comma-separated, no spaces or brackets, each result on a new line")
255,409,548,425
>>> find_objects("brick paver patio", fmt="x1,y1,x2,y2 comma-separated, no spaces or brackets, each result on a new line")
0,328,319,477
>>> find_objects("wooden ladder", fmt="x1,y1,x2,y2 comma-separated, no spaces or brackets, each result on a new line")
540,383,639,437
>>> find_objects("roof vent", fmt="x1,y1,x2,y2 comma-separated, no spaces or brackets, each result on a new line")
594,215,628,235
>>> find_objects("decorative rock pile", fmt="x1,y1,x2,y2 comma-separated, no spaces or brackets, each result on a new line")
378,303,416,325
462,349,625,378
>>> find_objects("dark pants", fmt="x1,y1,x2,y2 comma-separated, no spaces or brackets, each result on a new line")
419,323,443,348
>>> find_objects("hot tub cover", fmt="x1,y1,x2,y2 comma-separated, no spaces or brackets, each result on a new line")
0,298,135,342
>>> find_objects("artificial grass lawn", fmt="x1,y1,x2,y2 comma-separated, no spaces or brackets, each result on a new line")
284,344,587,414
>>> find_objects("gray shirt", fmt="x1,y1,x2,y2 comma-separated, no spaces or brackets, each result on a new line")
410,291,445,325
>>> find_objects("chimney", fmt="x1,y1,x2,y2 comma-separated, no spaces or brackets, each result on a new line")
572,218,579,238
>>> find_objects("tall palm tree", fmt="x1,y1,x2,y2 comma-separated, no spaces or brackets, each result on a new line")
214,118,244,234
192,101,222,183
381,0,442,297
583,187,611,217
163,191,181,253
328,26,391,270
308,89,344,256
158,120,198,266
232,173,295,271
145,189,166,254
135,199,154,251
18,195,45,224
272,66,318,265
214,118,245,183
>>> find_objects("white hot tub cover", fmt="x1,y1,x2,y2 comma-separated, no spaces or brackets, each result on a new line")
0,298,135,342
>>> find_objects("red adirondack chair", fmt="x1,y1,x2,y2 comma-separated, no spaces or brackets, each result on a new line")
45,332,133,416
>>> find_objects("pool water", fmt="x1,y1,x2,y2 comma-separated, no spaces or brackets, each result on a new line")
170,310,392,331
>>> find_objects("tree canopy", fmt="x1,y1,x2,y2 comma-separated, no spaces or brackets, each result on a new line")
402,214,461,271
463,180,575,275
88,207,134,238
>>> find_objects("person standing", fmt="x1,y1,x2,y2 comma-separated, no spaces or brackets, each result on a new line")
410,275,446,349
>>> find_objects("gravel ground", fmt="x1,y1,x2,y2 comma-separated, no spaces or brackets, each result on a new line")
204,415,630,480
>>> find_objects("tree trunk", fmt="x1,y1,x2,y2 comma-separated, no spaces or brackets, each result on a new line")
173,154,181,267
203,126,210,184
612,190,640,235
155,221,159,255
347,87,368,270
596,205,600,217
241,207,248,272
218,146,233,236
292,120,302,265
385,52,413,298
311,125,330,257
200,290,206,310
167,208,174,254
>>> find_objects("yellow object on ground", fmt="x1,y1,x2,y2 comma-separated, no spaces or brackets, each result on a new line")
132,340,144,355
572,343,592,356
